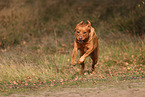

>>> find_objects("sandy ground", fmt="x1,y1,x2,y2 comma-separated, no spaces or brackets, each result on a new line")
4,80,145,97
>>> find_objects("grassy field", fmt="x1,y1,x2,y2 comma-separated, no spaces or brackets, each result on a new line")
0,0,145,95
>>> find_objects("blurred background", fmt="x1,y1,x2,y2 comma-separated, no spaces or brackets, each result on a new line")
0,0,145,91
0,0,144,52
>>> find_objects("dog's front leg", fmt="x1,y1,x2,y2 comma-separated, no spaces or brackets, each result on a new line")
78,46,93,64
71,41,78,66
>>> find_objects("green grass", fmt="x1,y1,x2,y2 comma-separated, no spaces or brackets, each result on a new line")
0,34,144,94
0,0,145,95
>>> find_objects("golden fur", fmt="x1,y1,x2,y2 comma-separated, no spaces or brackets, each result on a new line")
71,20,99,74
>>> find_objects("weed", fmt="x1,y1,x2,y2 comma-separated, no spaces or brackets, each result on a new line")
0,0,145,94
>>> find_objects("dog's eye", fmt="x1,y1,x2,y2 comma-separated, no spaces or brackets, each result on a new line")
83,32,86,34
77,31,80,33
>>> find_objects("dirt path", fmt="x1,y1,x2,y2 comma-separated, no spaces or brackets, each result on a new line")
4,80,145,97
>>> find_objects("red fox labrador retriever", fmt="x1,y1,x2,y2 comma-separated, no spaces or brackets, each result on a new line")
71,20,99,74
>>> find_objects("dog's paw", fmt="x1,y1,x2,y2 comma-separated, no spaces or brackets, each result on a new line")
71,61,76,66
78,57,85,64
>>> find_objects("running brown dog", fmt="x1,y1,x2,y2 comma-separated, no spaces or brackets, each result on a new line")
71,20,99,74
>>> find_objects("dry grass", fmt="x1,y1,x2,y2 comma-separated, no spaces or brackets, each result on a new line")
0,34,144,93
0,0,145,93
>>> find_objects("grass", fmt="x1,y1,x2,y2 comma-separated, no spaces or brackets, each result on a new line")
0,34,144,94
0,0,145,95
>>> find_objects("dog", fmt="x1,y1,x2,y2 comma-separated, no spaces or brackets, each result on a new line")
71,20,99,74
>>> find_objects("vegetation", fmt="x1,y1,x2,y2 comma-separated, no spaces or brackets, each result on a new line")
0,0,144,94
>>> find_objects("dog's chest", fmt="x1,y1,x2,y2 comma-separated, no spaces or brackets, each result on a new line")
78,43,88,52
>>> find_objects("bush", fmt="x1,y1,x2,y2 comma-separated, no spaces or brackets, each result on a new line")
114,6,145,36
0,0,144,49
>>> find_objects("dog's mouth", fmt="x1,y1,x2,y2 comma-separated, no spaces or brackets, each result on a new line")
77,37,87,43
78,39,87,43
78,40,83,43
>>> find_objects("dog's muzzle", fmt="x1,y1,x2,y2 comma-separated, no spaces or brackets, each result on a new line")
78,37,83,43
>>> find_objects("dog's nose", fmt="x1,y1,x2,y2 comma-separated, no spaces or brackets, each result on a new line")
79,37,82,40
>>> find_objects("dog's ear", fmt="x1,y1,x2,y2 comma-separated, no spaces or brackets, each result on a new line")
77,21,83,26
87,20,91,27
87,20,91,32
74,28,76,31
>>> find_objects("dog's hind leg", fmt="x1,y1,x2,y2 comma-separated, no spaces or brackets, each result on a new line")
91,59,97,74
80,62,85,74
79,51,85,74
90,48,98,74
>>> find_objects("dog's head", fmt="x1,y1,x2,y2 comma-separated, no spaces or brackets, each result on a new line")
75,20,91,43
